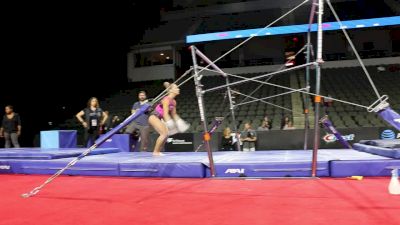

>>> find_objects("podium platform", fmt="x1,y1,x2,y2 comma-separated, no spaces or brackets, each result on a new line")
98,134,135,152
40,130,77,149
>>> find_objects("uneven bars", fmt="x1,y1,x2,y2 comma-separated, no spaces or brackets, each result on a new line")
211,68,370,110
232,90,293,112
203,62,316,93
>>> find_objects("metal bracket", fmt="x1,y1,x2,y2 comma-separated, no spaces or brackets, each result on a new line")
367,95,389,113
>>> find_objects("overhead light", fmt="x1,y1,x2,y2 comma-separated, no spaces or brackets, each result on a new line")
166,56,170,59
160,53,164,56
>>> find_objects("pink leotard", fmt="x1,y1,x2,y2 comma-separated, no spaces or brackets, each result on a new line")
153,96,176,119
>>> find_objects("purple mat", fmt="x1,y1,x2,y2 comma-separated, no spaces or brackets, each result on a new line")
330,160,400,177
0,149,397,177
204,150,389,177
0,152,206,177
0,148,120,159
353,143,400,159
1,153,126,176
119,152,206,178
206,162,329,177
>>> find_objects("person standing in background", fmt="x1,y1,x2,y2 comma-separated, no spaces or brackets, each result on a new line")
257,120,270,131
240,122,257,151
221,127,237,151
283,121,296,130
0,105,22,148
124,91,151,152
263,115,272,130
281,115,290,130
76,97,108,147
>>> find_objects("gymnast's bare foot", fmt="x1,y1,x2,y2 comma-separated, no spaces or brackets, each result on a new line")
152,152,165,156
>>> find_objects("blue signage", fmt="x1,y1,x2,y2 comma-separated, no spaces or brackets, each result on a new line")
187,16,400,43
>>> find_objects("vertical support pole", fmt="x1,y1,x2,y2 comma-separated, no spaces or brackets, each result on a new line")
311,0,324,177
190,46,216,177
304,0,317,150
303,32,311,150
225,77,241,151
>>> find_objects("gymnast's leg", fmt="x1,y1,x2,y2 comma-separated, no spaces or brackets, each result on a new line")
148,115,168,156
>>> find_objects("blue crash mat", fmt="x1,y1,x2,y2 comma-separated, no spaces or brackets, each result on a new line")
205,150,391,177
1,150,397,178
0,148,120,159
6,153,130,176
330,160,400,177
3,152,206,177
119,152,207,178
353,143,400,159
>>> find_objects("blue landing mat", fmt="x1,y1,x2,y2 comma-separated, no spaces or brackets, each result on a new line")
330,160,400,177
119,152,206,178
0,153,129,176
0,150,398,177
327,142,400,177
1,153,129,176
353,143,400,159
0,148,120,159
0,152,206,177
206,150,391,177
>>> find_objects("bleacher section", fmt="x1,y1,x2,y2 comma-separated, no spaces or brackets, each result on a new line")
312,65,400,128
177,71,293,131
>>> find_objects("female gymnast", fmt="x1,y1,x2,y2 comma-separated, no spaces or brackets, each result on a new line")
148,82,189,156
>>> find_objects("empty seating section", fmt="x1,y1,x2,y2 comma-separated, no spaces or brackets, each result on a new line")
176,72,293,131
311,65,400,128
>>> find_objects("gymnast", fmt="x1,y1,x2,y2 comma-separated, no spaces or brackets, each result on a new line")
148,82,190,156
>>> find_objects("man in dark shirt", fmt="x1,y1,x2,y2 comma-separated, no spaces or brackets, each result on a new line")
240,122,257,151
0,105,21,148
124,91,150,151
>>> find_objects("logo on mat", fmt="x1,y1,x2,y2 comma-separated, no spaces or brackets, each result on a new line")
225,168,245,174
322,134,354,143
166,138,192,145
381,129,396,139
394,118,400,123
0,165,11,170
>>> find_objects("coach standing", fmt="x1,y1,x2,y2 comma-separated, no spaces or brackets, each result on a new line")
124,91,151,152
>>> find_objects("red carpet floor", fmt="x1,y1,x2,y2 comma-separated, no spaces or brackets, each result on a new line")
0,174,399,225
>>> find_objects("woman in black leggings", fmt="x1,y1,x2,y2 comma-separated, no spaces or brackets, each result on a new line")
76,97,108,147
0,105,21,148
